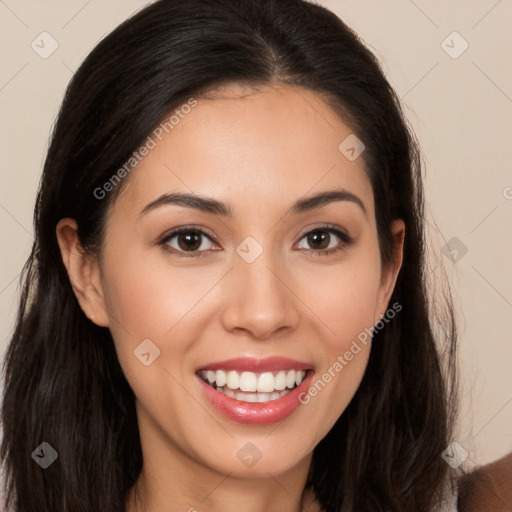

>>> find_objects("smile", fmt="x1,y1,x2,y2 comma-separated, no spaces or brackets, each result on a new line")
196,357,314,424
197,369,307,403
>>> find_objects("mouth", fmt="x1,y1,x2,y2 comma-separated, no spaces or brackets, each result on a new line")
195,357,314,424
197,368,308,403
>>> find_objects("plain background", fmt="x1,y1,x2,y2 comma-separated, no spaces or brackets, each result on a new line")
0,0,511,474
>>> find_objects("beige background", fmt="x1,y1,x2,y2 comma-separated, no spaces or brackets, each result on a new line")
0,0,511,472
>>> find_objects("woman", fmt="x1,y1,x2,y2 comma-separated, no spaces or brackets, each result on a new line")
0,0,459,510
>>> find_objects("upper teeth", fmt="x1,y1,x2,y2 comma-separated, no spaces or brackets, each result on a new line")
199,369,307,392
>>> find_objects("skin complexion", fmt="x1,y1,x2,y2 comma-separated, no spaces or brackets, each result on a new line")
57,83,404,512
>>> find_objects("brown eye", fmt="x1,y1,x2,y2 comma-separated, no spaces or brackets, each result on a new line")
175,231,203,251
160,227,218,257
305,230,331,251
296,226,353,257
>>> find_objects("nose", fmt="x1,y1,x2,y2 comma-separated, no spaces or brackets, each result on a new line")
219,249,300,340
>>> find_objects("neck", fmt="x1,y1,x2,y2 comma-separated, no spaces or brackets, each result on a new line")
126,461,318,512
125,401,321,512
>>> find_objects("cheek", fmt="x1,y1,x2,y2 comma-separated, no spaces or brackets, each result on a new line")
99,249,200,426
293,249,381,415
100,246,217,340
294,249,382,345
99,246,227,396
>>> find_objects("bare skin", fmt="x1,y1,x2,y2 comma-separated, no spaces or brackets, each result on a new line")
57,83,405,512
458,452,512,511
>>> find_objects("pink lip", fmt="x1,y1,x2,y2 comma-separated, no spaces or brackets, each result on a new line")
196,367,314,425
197,356,312,373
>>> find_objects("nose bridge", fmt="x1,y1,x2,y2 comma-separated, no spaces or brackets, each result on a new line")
220,235,299,338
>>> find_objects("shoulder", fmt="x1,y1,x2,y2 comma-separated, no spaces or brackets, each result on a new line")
301,486,461,512
457,453,512,511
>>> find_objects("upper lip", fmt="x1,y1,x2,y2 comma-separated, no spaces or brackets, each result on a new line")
197,357,313,373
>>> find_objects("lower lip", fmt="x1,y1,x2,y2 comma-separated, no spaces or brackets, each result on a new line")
196,371,314,425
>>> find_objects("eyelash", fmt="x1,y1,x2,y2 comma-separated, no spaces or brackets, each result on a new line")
158,224,354,258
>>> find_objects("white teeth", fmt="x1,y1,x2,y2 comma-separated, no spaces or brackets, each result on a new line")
240,391,258,402
226,370,239,390
256,372,275,393
215,369,227,387
199,369,307,393
286,369,296,388
224,387,235,399
220,387,291,403
239,371,257,392
274,370,287,390
257,392,272,402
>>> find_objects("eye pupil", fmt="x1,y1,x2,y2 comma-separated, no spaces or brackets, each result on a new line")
178,232,201,251
308,231,329,250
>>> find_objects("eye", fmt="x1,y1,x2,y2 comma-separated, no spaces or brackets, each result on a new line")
159,227,219,257
295,225,354,257
158,224,354,258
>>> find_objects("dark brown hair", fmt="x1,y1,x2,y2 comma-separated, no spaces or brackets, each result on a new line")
1,1,458,510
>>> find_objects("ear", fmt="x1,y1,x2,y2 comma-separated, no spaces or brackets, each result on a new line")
56,218,110,327
375,219,405,322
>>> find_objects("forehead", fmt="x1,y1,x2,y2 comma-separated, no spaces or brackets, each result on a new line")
112,83,374,220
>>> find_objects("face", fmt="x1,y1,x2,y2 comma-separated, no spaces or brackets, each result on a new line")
60,83,404,481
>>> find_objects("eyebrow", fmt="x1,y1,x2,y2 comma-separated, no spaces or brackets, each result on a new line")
139,187,367,219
